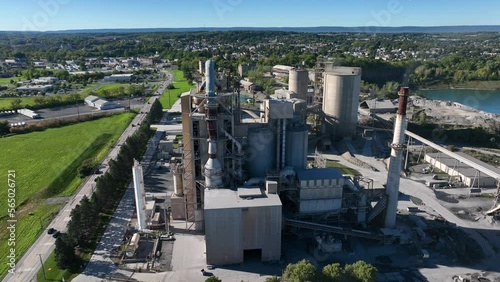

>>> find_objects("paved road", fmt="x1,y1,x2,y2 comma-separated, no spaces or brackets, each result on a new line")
2,74,172,282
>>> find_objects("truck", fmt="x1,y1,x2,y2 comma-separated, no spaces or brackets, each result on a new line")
17,108,40,119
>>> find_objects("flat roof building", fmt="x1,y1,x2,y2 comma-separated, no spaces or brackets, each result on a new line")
360,99,398,114
204,188,282,265
103,73,134,82
425,152,500,188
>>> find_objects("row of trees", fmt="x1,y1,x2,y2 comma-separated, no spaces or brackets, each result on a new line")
204,259,380,282
277,259,377,282
54,99,164,270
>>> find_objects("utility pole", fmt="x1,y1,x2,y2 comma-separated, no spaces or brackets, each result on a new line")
38,254,46,280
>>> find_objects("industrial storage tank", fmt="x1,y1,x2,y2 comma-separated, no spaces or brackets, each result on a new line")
245,128,276,177
285,125,308,169
322,67,362,139
289,69,309,101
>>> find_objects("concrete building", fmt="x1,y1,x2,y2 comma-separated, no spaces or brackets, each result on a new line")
272,65,295,78
360,99,398,114
296,168,344,214
174,60,377,267
103,73,134,82
32,77,58,84
204,188,282,265
93,99,120,110
238,63,256,77
239,80,254,91
84,95,119,110
272,89,298,100
16,85,53,93
424,152,500,188
198,60,206,74
84,95,100,107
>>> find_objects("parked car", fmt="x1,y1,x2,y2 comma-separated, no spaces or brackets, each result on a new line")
52,231,61,239
47,228,56,235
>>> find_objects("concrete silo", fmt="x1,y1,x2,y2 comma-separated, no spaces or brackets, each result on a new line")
322,67,362,139
245,128,277,178
289,69,309,101
285,124,308,169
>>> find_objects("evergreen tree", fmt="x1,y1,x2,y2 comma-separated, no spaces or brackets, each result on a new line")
54,235,78,270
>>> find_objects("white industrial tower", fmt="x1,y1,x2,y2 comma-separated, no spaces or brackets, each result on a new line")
132,159,147,231
384,87,409,228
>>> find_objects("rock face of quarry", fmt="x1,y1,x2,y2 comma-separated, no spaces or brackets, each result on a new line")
409,96,500,130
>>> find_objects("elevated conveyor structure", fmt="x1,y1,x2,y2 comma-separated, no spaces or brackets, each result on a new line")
284,219,387,241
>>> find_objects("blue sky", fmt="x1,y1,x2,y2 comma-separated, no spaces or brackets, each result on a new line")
0,0,499,31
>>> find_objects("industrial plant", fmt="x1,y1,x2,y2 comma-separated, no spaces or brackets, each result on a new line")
123,59,500,281
139,60,410,266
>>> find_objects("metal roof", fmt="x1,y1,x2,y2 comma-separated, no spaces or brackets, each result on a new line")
295,168,343,181
360,99,397,110
85,95,100,102
407,131,500,182
426,152,500,179
93,99,111,106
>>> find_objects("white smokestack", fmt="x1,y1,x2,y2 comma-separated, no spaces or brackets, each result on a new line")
132,160,147,230
384,87,409,228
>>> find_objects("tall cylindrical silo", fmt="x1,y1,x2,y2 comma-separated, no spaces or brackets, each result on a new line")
289,69,309,101
322,67,362,139
285,125,308,169
245,128,276,178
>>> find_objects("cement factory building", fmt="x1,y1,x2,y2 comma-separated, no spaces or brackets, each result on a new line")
169,59,392,266
204,188,282,265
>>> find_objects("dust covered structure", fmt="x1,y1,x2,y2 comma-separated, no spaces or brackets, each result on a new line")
204,188,282,265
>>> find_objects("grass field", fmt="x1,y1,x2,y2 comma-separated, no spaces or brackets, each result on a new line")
36,252,77,282
0,82,99,110
0,113,135,279
96,83,128,92
326,161,362,176
0,76,25,84
159,70,193,109
0,97,38,110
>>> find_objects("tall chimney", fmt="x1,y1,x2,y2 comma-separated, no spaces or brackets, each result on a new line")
204,60,223,189
384,87,409,228
132,160,147,231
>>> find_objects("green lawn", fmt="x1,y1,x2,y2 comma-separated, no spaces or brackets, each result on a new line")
0,97,38,110
326,161,362,176
159,70,193,109
0,76,25,84
0,113,135,279
37,252,78,282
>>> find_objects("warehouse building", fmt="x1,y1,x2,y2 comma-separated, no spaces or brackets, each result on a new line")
425,152,499,187
204,188,282,265
84,95,120,110
103,73,134,82
360,99,398,114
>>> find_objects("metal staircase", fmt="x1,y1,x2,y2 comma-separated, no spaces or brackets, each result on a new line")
367,195,388,223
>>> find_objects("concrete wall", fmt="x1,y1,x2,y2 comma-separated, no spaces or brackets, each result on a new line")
205,208,242,264
205,205,282,265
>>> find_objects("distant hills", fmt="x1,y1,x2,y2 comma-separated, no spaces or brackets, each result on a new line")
1,25,500,34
